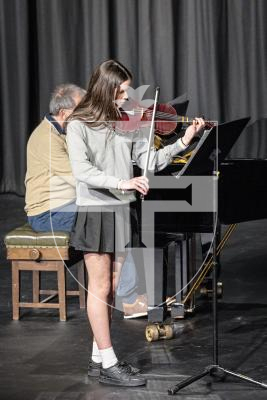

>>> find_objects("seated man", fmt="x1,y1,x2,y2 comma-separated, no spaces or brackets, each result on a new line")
25,83,85,231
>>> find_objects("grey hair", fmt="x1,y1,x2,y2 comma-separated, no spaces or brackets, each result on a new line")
49,83,86,115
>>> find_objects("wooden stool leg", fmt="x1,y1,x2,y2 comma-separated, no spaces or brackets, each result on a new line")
77,260,86,309
57,262,66,321
12,261,20,320
32,270,40,303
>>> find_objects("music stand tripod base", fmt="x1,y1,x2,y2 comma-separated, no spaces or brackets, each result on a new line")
168,364,267,395
168,259,267,395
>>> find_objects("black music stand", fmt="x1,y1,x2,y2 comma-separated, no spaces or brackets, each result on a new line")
175,117,250,177
168,117,267,395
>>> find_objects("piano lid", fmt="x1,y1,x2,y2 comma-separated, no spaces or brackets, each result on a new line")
227,118,267,160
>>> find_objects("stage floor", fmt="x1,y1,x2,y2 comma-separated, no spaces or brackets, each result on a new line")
1,194,267,400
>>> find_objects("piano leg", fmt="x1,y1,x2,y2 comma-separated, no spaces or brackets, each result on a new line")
170,233,197,319
144,247,167,323
145,235,198,342
145,234,197,324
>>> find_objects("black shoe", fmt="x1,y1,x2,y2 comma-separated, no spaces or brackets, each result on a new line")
99,361,146,387
119,361,141,375
88,359,140,377
88,360,102,377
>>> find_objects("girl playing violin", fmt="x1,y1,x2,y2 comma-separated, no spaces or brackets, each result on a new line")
66,59,205,387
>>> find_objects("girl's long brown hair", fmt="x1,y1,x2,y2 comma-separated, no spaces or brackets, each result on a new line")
68,59,132,127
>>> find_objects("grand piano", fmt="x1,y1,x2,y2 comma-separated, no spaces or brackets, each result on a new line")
219,118,267,223
135,116,267,325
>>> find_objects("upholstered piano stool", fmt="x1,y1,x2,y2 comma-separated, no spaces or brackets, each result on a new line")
4,224,86,321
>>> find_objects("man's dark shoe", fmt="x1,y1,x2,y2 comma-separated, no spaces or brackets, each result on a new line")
88,360,102,377
88,359,140,377
99,361,146,386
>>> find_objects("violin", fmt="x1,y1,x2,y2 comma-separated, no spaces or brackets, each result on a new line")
116,103,214,136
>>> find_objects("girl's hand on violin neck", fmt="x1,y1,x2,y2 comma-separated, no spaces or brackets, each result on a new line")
182,117,206,146
119,176,149,195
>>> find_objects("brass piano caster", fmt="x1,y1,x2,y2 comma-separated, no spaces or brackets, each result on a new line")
145,323,173,342
200,281,223,299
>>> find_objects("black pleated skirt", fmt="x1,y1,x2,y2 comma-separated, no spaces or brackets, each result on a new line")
70,203,140,253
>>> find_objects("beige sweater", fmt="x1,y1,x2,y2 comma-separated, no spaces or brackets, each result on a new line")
25,118,76,216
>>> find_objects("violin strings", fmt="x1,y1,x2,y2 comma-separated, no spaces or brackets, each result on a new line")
122,109,212,125
145,109,194,122
122,109,190,122
125,109,178,119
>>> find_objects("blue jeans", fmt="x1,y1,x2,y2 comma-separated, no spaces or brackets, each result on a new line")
28,202,77,232
117,252,138,303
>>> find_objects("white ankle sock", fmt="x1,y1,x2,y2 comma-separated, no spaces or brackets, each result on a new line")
91,340,102,363
99,347,118,369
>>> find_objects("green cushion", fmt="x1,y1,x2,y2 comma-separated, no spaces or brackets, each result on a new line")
5,224,70,247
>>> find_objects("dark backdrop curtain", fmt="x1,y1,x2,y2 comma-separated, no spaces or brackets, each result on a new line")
0,0,266,194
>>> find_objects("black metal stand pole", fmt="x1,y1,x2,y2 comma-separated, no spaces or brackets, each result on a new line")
168,167,267,395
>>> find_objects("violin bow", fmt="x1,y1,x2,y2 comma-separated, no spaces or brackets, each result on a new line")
142,87,160,198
